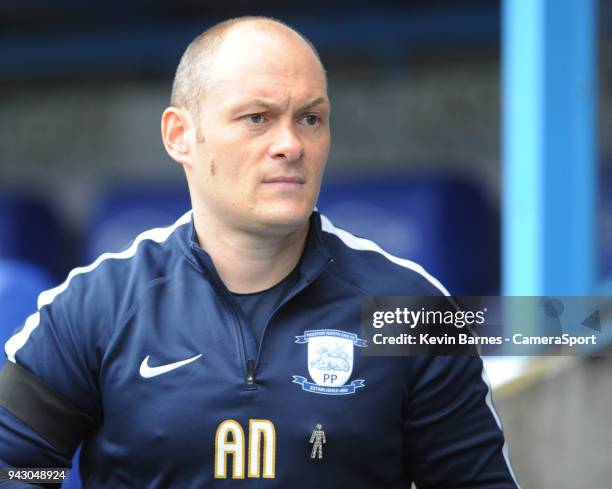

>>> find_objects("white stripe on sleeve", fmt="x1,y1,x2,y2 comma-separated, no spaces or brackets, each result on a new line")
5,210,193,363
319,213,450,296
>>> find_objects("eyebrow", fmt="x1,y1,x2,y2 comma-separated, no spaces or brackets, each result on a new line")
233,96,328,113
299,97,328,112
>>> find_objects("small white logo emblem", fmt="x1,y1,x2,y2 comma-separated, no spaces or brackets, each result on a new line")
292,329,367,395
139,354,202,378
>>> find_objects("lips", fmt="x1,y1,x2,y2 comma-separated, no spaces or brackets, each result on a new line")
262,176,305,184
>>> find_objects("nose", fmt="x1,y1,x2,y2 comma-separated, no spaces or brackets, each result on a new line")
269,123,304,163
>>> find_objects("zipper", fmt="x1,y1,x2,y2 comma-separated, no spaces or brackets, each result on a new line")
193,241,332,388
202,268,253,387
246,359,255,386
254,257,333,372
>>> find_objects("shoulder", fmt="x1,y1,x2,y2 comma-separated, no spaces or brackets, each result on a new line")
317,212,449,297
51,210,192,309
5,211,193,363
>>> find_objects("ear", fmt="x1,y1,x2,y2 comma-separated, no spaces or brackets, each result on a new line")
161,107,197,168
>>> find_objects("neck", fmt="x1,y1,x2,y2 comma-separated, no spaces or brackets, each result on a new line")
193,211,310,294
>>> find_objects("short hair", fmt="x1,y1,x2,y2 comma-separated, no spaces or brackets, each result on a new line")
170,16,324,121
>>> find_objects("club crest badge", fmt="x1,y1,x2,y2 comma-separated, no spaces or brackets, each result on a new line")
292,329,367,395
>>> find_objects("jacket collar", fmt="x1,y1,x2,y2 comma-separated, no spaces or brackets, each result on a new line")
174,210,332,289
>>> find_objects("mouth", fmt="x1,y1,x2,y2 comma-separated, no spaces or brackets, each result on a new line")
262,176,305,185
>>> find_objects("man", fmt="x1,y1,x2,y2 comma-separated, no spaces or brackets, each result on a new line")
0,16,520,488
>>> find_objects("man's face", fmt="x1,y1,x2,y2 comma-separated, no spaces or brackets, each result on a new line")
187,27,330,235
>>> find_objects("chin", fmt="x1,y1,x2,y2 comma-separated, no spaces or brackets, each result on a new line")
256,202,313,232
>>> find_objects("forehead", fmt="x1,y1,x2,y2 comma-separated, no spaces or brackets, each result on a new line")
212,75,328,114
205,26,327,104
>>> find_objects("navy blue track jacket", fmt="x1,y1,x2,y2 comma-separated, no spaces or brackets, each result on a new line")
0,210,520,488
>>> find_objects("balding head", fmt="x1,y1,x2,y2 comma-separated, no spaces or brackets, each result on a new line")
161,15,330,239
171,16,325,122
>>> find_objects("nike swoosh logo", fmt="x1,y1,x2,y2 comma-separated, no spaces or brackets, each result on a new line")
139,354,203,378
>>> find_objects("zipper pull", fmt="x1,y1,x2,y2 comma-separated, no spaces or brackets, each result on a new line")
246,359,255,385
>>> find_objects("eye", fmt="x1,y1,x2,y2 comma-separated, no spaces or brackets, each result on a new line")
302,114,321,126
248,113,269,124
